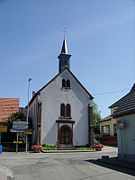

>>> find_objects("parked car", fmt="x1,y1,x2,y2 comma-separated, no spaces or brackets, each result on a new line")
91,139,103,151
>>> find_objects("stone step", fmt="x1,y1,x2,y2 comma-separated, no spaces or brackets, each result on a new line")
58,144,76,150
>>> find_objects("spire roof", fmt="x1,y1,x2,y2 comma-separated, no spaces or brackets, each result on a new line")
61,37,68,54
58,37,71,73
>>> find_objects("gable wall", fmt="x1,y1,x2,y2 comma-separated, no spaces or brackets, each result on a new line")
40,70,93,146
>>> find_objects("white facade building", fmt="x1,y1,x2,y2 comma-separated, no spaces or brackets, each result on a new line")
110,84,135,162
29,38,93,148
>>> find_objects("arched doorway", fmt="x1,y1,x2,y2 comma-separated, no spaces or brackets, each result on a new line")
59,125,72,145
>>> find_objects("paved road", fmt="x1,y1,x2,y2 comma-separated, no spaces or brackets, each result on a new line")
0,147,135,180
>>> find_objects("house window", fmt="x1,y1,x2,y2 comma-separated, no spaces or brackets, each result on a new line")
113,124,117,136
60,103,71,117
102,125,110,136
62,79,70,88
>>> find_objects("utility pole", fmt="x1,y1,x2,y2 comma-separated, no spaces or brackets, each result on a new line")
25,78,32,153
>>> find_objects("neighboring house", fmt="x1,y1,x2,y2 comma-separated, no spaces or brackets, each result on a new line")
100,115,117,137
0,98,19,122
110,84,135,162
100,113,117,146
29,38,94,148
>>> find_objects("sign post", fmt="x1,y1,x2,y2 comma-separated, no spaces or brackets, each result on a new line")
0,126,7,145
11,121,28,153
16,133,19,153
0,133,1,144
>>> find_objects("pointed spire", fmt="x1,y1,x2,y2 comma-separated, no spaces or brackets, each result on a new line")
61,38,68,54
58,37,71,73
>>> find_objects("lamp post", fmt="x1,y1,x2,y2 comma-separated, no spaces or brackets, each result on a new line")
25,78,32,153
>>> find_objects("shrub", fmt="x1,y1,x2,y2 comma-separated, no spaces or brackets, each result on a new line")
42,144,57,150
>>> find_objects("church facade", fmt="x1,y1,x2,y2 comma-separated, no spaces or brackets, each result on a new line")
29,38,94,147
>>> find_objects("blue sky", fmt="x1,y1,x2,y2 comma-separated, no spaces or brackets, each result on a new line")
0,0,135,118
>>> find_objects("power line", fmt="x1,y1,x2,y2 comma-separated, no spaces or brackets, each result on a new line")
94,88,130,96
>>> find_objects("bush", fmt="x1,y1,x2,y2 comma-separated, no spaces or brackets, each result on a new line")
42,144,57,150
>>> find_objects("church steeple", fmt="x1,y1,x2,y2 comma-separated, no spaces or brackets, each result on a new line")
58,37,71,73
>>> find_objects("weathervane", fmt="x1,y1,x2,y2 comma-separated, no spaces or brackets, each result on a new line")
62,27,68,38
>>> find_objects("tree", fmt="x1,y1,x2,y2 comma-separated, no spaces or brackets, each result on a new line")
10,111,26,121
92,102,101,134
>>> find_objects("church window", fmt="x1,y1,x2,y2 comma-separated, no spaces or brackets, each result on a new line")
60,103,71,117
60,103,65,116
62,79,70,88
62,79,66,87
66,79,70,88
66,104,71,117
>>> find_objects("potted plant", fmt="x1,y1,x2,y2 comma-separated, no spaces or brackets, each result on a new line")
31,144,43,153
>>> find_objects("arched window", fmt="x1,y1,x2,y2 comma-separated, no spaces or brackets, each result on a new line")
66,79,70,88
66,104,71,117
60,103,65,117
62,79,66,87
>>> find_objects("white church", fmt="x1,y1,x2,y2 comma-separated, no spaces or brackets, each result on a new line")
29,38,94,148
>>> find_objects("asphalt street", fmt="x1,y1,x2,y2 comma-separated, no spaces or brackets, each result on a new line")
0,146,135,180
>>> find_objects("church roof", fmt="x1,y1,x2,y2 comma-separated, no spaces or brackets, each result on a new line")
30,68,93,105
109,83,135,117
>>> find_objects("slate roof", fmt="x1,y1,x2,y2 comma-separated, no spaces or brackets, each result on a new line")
109,84,135,117
61,37,68,54
100,115,112,122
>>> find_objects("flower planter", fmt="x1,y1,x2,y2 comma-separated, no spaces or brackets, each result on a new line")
33,149,41,153
31,145,43,153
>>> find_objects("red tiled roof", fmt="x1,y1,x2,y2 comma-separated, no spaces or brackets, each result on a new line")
0,98,19,122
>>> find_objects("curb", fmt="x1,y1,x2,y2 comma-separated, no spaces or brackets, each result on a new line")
41,149,95,153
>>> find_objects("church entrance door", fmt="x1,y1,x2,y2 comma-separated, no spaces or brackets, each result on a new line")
59,125,72,145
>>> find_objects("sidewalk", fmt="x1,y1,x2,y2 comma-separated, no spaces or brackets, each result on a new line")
0,166,14,180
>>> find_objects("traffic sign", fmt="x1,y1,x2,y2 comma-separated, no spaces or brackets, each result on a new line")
0,126,7,132
13,141,23,144
23,130,32,135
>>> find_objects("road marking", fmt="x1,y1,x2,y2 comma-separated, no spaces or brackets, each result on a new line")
0,166,14,180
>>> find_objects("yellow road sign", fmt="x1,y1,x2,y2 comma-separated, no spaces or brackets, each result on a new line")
13,141,23,144
0,126,7,132
23,130,32,135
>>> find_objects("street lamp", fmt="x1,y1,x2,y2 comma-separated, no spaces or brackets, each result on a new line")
25,78,32,153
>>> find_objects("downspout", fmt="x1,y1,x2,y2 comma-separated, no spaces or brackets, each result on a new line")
88,104,93,146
